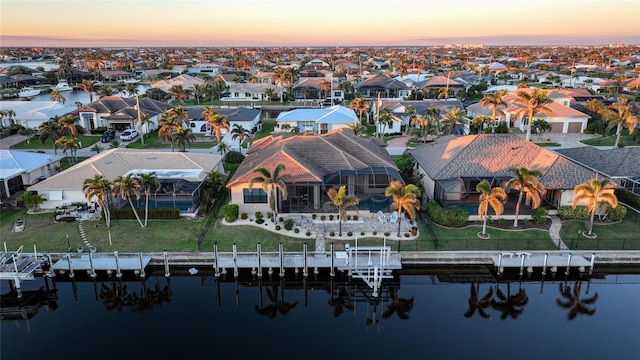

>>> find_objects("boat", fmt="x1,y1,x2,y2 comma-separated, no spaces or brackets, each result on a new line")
51,80,73,92
18,87,40,98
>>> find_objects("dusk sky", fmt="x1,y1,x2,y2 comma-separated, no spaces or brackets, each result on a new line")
1,0,639,47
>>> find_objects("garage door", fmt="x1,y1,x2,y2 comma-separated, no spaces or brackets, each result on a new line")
567,122,583,133
550,122,564,133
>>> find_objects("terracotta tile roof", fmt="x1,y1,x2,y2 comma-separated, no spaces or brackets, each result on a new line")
408,134,595,189
227,128,397,187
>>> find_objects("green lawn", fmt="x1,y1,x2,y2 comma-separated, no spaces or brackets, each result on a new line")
126,132,217,150
581,134,638,147
559,217,640,250
10,134,100,150
251,118,276,141
535,142,561,147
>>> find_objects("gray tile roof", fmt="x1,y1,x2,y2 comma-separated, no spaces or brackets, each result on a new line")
555,146,640,178
408,134,596,189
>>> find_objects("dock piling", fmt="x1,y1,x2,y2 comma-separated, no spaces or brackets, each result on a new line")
214,243,219,277
303,243,308,277
257,243,262,278
330,243,335,277
233,243,239,278
88,251,97,278
67,252,74,278
163,250,170,277
114,251,122,278
138,251,145,278
590,253,595,275
565,254,572,276
542,253,548,276
279,243,284,277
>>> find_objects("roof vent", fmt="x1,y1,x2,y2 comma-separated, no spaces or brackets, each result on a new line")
147,156,157,159
105,160,112,164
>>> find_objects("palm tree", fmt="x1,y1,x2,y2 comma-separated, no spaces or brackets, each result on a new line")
324,186,360,236
319,78,332,100
382,288,414,320
171,127,196,151
556,281,598,320
38,120,61,150
404,105,417,135
216,141,228,155
514,89,554,141
137,113,151,145
112,174,144,228
491,282,529,320
135,172,159,227
96,86,114,97
471,116,492,134
479,89,507,131
440,107,469,135
50,89,66,104
19,191,46,212
79,79,93,103
83,175,112,227
385,181,421,237
349,97,369,125
506,166,546,228
572,178,618,237
377,107,395,139
169,105,190,128
167,84,190,105
126,83,139,98
608,97,638,148
531,119,553,141
230,124,250,152
249,163,292,225
192,83,205,104
476,180,507,238
56,115,78,137
464,283,493,319
158,111,179,151
203,106,229,143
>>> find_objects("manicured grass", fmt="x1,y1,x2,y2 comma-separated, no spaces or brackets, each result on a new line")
580,134,638,147
430,224,556,251
251,118,276,141
126,131,217,150
559,217,640,250
10,134,100,150
59,157,89,170
535,142,561,147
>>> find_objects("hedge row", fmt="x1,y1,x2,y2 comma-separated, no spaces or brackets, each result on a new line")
111,207,180,220
558,205,627,222
615,188,640,212
425,201,469,228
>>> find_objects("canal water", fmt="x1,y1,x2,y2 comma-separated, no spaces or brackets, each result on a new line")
1,268,639,360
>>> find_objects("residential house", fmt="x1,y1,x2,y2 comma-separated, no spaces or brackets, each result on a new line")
466,89,590,134
414,75,466,99
149,74,205,95
276,105,357,135
354,74,411,100
27,148,224,213
407,134,596,214
226,128,402,215
73,96,173,132
187,107,261,136
375,99,466,134
0,150,63,202
0,101,76,129
291,77,344,103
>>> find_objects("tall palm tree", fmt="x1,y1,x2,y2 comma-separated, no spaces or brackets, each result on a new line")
349,97,369,125
79,79,94,103
440,107,469,135
476,180,507,238
324,185,360,237
137,113,151,145
203,106,229,143
556,281,598,320
171,127,196,151
158,110,180,151
385,180,421,237
506,166,546,228
319,78,332,100
249,163,292,225
126,83,139,98
135,172,159,227
50,89,66,104
112,174,144,228
38,120,61,150
83,175,112,228
56,115,78,137
404,105,417,135
230,124,250,152
169,105,190,128
514,89,554,141
167,84,190,105
377,107,395,139
572,178,618,237
96,86,114,97
216,141,228,155
608,97,638,148
479,89,507,130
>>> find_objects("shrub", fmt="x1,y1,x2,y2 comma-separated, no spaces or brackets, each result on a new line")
531,207,548,224
294,228,300,233
353,215,359,221
306,231,311,236
425,201,469,228
312,214,317,220
605,203,627,221
329,231,335,236
321,215,326,221
384,232,390,237
329,215,334,220
255,218,265,224
284,219,294,231
372,231,377,236
275,225,281,231
255,211,263,220
278,217,284,223
224,151,245,164
241,213,248,220
111,207,179,220
361,232,365,236
223,204,239,222
266,212,273,219
347,231,353,236
558,206,590,220
615,188,640,211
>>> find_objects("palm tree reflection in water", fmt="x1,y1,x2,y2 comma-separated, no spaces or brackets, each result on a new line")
382,288,414,320
255,277,298,319
99,277,172,313
329,286,354,318
464,283,493,319
556,281,598,320
491,282,529,320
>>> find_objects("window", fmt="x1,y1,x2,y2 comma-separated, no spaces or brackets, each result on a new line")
243,188,267,203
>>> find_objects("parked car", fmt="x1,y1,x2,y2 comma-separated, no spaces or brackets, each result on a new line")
100,129,116,143
119,129,139,141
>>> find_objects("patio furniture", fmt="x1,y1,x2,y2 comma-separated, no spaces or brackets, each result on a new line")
389,212,398,224
377,211,387,223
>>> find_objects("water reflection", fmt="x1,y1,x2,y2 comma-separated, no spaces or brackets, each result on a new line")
556,281,598,320
464,283,493,319
254,277,298,319
98,277,172,314
381,287,414,320
491,282,529,320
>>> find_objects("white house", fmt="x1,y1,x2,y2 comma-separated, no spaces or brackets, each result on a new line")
0,101,76,129
276,105,358,135
0,150,63,202
187,107,261,137
74,96,173,133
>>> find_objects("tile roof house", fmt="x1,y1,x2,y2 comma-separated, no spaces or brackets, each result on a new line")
0,101,76,129
414,75,466,99
291,77,344,102
28,148,224,213
376,99,466,134
466,89,590,134
276,105,358,135
354,74,410,100
149,74,205,93
227,128,403,215
73,96,173,133
407,134,597,213
186,107,261,137
0,150,63,202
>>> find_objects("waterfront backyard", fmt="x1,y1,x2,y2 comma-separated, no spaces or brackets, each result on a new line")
2,207,638,254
